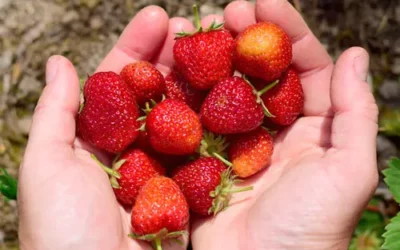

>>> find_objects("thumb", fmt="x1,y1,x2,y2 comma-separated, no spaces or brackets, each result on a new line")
328,47,379,193
26,55,80,153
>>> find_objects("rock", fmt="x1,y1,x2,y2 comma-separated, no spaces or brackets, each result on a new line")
90,15,103,30
16,76,42,100
377,135,398,171
379,79,400,101
0,51,13,71
0,0,11,10
392,57,400,74
17,115,32,135
200,4,224,17
62,10,79,24
394,39,400,55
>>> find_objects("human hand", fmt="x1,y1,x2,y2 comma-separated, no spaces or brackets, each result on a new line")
17,6,195,250
191,1,378,250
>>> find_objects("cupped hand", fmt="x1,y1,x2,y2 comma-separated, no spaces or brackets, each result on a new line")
191,1,378,250
18,6,194,250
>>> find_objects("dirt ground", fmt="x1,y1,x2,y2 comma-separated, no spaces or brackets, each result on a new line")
0,0,399,249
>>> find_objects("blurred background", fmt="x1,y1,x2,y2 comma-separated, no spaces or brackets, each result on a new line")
0,0,399,249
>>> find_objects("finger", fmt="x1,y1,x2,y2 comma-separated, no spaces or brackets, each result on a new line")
96,6,169,73
327,47,378,191
224,0,256,35
27,56,80,151
152,17,194,75
255,0,333,116
201,14,224,28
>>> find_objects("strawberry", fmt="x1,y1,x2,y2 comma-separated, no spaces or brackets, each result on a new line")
90,149,165,206
233,22,292,82
228,127,274,178
173,5,234,90
172,157,252,216
120,61,166,105
146,99,202,155
165,71,207,112
257,67,304,126
200,76,265,134
114,149,166,206
130,176,189,250
77,72,139,153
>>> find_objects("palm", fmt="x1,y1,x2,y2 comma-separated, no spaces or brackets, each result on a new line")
19,2,378,250
192,2,378,248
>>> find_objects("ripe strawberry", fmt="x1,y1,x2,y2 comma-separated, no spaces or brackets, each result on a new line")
120,61,166,105
130,176,189,249
165,71,207,112
172,157,252,216
228,127,274,178
257,67,304,126
112,149,165,206
200,76,264,134
147,99,202,155
233,22,292,82
77,72,139,153
173,6,234,90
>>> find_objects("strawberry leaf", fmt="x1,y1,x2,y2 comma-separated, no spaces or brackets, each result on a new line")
382,213,400,250
383,157,400,203
0,168,17,200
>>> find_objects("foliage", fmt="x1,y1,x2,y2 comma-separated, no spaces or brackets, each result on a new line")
381,158,400,249
0,168,17,200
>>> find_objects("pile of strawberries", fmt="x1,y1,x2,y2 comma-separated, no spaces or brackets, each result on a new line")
77,5,303,250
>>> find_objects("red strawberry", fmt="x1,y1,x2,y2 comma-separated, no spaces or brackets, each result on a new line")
233,22,292,82
165,71,207,112
228,127,274,178
77,72,139,153
120,61,166,105
130,176,189,249
146,99,202,155
112,149,165,206
257,67,304,126
200,76,264,134
173,6,234,90
172,157,252,216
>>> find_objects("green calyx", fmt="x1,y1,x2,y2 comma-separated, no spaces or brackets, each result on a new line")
129,228,187,250
198,131,232,167
175,5,225,38
208,168,253,216
243,76,279,118
136,96,165,131
90,154,126,189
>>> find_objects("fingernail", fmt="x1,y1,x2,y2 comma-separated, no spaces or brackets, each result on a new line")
354,53,369,81
46,56,60,84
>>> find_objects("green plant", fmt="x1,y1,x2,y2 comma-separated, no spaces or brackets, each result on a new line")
0,168,17,200
381,157,400,249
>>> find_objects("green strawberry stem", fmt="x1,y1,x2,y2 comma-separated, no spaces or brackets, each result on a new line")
90,154,122,188
258,79,279,96
243,76,277,118
198,131,232,166
175,5,224,38
209,168,253,215
222,186,254,194
193,5,202,32
154,238,162,250
212,152,233,167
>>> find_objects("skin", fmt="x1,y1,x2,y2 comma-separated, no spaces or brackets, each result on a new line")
18,1,378,250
